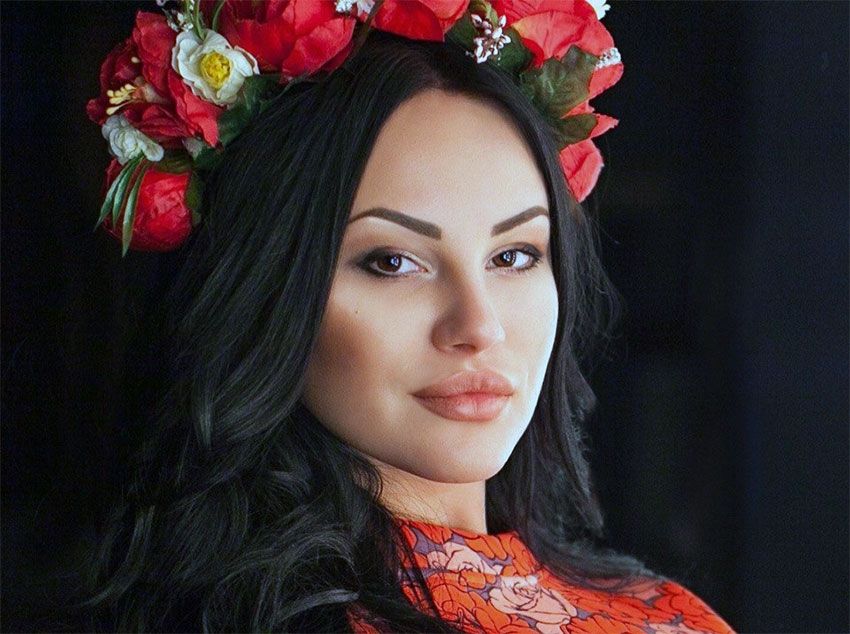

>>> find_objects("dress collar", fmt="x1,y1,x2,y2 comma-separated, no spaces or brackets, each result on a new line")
392,516,541,576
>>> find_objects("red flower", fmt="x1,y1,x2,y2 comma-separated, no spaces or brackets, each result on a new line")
559,138,601,203
87,11,222,147
484,0,622,202
101,159,194,252
364,0,471,41
217,0,357,79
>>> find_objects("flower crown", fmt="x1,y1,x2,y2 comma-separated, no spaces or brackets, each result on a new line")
88,0,622,256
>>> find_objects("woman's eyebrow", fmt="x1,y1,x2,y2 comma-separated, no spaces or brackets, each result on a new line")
346,205,549,239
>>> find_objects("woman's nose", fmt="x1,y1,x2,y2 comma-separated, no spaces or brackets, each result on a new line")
431,277,506,354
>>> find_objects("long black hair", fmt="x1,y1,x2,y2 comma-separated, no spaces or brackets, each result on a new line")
77,29,668,632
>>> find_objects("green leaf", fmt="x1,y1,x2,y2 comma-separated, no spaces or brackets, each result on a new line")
446,12,476,50
519,56,590,121
560,45,599,86
121,161,151,257
94,158,138,231
553,113,598,147
112,157,151,227
468,0,500,26
446,1,530,73
185,171,204,217
110,158,143,229
192,147,224,172
488,27,532,75
155,150,193,173
217,74,276,146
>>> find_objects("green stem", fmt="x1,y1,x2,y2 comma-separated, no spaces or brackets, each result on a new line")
347,0,385,62
187,0,204,38
211,0,225,32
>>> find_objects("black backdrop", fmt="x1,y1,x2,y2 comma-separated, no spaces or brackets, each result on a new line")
2,1,848,632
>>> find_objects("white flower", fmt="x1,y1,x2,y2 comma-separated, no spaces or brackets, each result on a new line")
334,0,357,11
595,47,621,69
182,136,208,159
172,29,259,106
357,0,376,15
586,0,611,20
335,0,375,15
468,13,511,64
101,114,164,165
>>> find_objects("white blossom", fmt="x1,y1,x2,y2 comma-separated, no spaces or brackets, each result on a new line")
101,114,164,165
172,29,259,106
586,0,611,20
182,136,208,159
595,47,621,69
335,0,375,16
468,13,511,64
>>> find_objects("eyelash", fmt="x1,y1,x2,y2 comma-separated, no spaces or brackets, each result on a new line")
358,245,544,280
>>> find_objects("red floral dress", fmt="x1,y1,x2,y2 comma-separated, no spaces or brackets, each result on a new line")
347,517,736,634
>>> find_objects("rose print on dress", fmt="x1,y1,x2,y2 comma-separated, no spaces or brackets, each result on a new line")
489,574,579,633
426,540,505,575
348,517,736,634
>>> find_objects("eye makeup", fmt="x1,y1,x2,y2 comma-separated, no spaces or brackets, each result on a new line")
356,244,544,280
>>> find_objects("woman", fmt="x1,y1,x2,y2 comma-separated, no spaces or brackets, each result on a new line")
80,1,736,632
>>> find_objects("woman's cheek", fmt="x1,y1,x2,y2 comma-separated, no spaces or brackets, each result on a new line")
511,274,558,364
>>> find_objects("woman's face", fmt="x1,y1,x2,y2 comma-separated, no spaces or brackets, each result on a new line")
302,89,558,490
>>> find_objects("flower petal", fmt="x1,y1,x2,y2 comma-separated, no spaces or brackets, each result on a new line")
371,0,448,41
280,0,357,77
559,138,602,203
219,1,296,71
132,10,176,95
588,61,623,99
167,71,222,146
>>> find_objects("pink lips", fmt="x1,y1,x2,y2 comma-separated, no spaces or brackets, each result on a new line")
412,370,515,422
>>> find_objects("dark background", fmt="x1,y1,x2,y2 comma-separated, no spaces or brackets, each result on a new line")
2,1,848,632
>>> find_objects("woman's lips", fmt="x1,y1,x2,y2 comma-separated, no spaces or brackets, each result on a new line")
413,392,511,422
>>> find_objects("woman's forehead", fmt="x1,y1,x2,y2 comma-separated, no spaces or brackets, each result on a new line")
351,90,549,232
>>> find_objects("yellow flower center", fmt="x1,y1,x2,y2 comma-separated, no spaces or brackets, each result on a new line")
199,51,231,90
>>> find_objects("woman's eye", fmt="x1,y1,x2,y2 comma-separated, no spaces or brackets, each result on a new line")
489,248,542,273
362,252,421,276
358,246,543,279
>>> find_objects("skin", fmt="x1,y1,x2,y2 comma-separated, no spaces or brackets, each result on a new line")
301,89,558,534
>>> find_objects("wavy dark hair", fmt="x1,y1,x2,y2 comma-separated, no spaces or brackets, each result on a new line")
75,30,669,632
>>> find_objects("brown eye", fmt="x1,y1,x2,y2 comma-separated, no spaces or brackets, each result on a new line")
493,250,518,267
375,254,403,273
359,250,420,278
489,248,541,273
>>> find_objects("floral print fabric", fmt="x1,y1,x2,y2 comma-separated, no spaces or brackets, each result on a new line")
348,517,736,633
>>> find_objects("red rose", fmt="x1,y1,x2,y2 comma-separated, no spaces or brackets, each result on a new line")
101,159,194,252
87,11,222,147
364,0,471,42
217,0,356,80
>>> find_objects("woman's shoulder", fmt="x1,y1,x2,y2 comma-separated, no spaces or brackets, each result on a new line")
651,578,736,634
